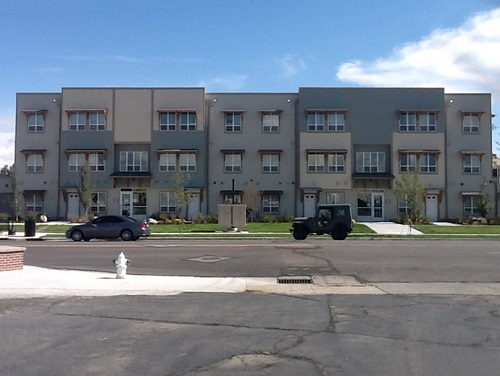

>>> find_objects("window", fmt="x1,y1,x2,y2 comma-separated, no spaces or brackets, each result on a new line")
160,192,176,213
420,153,437,173
69,112,86,131
224,153,242,173
120,151,148,172
159,153,176,172
327,153,345,172
68,153,85,172
463,195,480,217
179,153,196,171
400,153,417,172
225,112,242,132
89,111,106,131
356,152,385,173
160,112,176,131
89,153,105,171
400,112,417,132
25,192,43,213
398,195,410,215
327,112,345,131
180,112,197,131
91,192,106,214
28,113,44,132
262,153,279,173
463,113,480,133
27,154,43,172
326,192,344,204
262,114,279,133
262,194,279,214
420,112,436,132
308,153,325,172
307,112,324,131
463,154,480,174
223,193,242,204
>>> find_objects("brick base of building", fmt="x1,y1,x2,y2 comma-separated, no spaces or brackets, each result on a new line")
0,246,25,271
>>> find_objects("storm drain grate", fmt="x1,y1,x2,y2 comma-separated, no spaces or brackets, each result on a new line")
277,276,313,284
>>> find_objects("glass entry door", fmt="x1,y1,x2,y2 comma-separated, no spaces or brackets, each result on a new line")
120,190,133,217
357,189,385,221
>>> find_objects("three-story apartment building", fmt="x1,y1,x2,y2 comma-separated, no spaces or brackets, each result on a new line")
15,87,493,222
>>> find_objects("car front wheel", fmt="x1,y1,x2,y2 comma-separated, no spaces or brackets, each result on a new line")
71,230,83,242
120,229,133,241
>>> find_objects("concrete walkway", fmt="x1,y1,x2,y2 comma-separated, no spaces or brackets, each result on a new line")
360,222,423,235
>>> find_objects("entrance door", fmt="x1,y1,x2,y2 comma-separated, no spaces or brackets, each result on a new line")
67,193,80,219
372,190,385,221
188,193,200,221
304,194,316,217
426,194,438,222
120,191,133,217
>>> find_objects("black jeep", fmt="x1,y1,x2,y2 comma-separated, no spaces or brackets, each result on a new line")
290,204,353,240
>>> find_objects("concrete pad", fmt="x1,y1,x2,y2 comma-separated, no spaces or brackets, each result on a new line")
361,222,423,235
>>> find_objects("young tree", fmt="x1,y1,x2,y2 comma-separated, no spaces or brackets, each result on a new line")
242,180,260,222
8,165,23,221
172,171,191,230
477,179,493,219
394,170,426,223
78,159,93,220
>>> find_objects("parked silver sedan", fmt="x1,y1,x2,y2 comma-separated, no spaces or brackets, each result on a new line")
66,215,151,241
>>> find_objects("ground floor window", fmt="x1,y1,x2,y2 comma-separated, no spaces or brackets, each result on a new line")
326,192,344,204
398,195,410,215
25,192,43,213
91,192,106,215
262,194,279,214
160,192,177,213
463,195,479,217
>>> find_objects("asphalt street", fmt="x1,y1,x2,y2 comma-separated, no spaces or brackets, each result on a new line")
1,238,500,375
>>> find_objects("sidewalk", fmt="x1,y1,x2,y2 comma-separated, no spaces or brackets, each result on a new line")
360,222,423,235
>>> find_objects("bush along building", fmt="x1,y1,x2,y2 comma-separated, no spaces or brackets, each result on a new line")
15,87,493,223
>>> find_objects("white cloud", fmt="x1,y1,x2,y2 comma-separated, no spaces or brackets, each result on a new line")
337,8,500,99
198,75,248,91
275,55,307,78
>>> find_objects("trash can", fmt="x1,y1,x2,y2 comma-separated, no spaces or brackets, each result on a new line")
24,217,36,237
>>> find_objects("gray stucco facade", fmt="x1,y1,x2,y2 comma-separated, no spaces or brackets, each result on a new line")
14,87,493,222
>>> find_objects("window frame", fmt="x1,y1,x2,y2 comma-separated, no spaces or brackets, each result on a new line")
261,193,280,214
399,112,417,132
89,111,106,131
261,153,280,173
69,112,87,131
225,112,242,133
262,113,280,133
224,153,242,173
420,153,438,173
179,152,196,172
159,153,177,172
160,191,177,213
25,192,43,213
68,153,86,172
119,151,148,172
462,112,480,133
27,112,45,133
356,152,385,173
26,153,44,173
463,154,481,174
91,192,107,214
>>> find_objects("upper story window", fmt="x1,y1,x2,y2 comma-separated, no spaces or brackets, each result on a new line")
462,112,480,133
120,151,148,172
89,152,106,171
420,153,438,173
159,153,176,172
180,112,197,131
399,153,417,172
27,112,45,132
68,153,85,172
307,112,324,131
307,150,346,173
399,110,438,132
179,152,196,172
262,113,280,133
307,110,346,132
326,192,344,204
68,110,107,131
356,152,385,173
261,153,280,173
463,154,481,174
27,153,44,173
225,112,242,132
327,112,345,132
159,111,197,131
419,112,437,132
222,150,243,173
160,112,176,131
89,111,106,131
399,112,417,132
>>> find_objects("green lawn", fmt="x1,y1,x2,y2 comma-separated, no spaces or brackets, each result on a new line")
19,222,374,235
413,225,500,235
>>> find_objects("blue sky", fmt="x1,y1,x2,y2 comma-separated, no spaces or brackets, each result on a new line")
2,0,500,166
